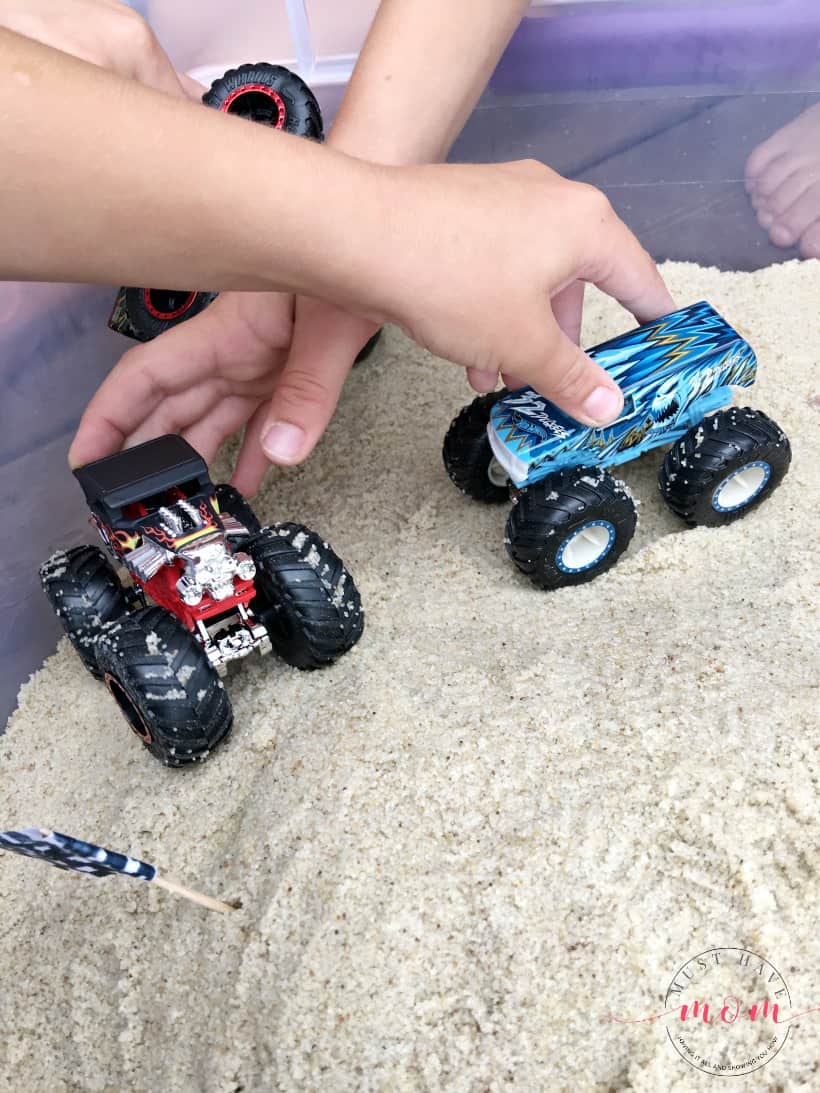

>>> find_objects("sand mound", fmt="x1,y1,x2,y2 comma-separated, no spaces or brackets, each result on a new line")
1,261,818,1092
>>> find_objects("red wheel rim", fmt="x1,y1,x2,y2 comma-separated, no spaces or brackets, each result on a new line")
104,672,153,744
219,83,286,129
142,289,198,322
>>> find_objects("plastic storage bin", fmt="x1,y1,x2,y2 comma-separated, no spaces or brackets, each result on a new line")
1,287,128,725
2,0,818,725
454,0,820,271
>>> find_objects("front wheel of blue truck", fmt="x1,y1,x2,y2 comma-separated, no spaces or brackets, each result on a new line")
659,408,791,527
505,469,637,590
443,390,511,503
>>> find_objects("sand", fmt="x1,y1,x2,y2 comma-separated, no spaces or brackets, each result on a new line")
1,260,818,1092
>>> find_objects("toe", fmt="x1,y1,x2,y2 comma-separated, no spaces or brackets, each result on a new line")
754,154,807,200
757,208,775,230
769,224,799,248
746,136,786,187
766,165,820,218
769,180,820,248
798,220,820,260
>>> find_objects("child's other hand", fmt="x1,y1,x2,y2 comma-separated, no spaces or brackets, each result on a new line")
68,292,296,494
0,0,199,98
69,292,378,497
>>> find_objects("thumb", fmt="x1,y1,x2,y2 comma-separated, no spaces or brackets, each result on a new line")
261,300,377,465
522,313,623,427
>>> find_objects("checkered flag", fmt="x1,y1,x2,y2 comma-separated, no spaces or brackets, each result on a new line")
0,828,155,880
0,827,232,912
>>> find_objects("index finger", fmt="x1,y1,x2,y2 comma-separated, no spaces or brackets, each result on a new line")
582,201,675,325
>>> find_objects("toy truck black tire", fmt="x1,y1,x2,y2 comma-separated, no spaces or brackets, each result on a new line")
96,606,232,766
249,524,364,669
117,288,215,343
354,329,383,365
110,63,322,343
443,390,510,503
214,483,262,542
659,407,791,527
203,63,323,139
40,545,130,678
506,468,637,590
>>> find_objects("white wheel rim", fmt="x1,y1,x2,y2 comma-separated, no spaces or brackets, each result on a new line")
712,461,771,513
487,457,508,488
557,520,616,573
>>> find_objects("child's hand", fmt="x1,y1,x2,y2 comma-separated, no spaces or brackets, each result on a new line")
0,0,199,98
253,163,672,474
255,282,584,475
381,160,673,408
71,162,671,494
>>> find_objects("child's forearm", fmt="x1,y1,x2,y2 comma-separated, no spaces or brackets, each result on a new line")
329,0,530,164
0,29,380,300
0,28,675,435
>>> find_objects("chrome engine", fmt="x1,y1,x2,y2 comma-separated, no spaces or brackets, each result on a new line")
125,538,172,582
176,532,256,606
118,498,269,675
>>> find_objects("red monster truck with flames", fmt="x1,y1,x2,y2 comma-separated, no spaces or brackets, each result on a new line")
40,435,363,766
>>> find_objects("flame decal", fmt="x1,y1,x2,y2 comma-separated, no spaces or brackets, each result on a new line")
113,529,141,553
144,524,176,548
616,416,654,452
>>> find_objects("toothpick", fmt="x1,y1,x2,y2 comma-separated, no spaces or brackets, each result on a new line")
151,873,235,914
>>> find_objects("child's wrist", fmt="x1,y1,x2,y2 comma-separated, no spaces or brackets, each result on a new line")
275,146,406,320
327,118,426,167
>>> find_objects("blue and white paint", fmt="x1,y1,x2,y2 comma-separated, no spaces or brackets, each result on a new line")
489,301,757,487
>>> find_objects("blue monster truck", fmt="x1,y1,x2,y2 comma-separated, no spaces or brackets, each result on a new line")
443,301,791,590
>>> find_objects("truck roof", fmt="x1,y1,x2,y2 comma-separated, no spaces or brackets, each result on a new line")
74,434,209,511
488,300,757,487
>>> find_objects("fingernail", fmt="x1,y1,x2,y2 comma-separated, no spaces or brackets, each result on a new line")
469,368,499,393
262,422,305,463
582,386,622,425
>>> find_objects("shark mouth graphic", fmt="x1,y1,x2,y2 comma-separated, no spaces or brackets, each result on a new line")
652,397,680,423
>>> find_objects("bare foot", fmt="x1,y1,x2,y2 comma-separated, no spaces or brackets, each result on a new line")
745,102,820,259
